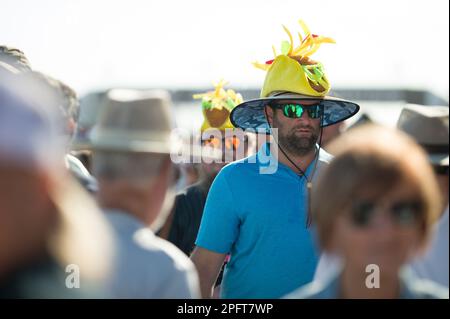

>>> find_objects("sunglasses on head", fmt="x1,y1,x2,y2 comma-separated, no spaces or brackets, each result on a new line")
349,199,423,228
204,135,248,150
271,102,323,119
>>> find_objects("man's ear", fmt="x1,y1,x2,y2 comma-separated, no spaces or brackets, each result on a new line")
148,155,172,191
158,156,172,183
264,105,274,127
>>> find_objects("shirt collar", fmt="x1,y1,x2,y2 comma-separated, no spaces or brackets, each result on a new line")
104,208,149,233
319,266,423,299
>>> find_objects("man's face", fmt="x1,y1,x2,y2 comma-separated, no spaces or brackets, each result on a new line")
201,134,249,182
265,100,322,156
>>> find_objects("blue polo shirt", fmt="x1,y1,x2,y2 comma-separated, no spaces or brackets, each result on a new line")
195,143,333,298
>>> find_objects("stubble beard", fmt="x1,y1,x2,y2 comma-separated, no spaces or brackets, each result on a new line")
277,126,319,157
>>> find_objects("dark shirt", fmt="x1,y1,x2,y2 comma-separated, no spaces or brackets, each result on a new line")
167,182,209,256
164,180,226,286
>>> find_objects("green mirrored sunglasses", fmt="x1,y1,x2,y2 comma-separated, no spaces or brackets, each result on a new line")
273,103,323,119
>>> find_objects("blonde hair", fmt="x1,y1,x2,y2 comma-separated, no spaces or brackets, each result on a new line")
313,124,442,250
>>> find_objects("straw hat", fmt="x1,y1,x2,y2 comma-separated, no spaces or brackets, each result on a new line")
90,89,220,161
397,104,449,167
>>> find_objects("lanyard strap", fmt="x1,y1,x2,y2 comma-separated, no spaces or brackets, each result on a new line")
264,107,324,227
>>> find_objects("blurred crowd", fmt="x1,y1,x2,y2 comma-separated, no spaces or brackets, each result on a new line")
0,39,448,299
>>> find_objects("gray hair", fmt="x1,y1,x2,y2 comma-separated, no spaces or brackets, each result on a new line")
0,45,32,73
31,71,79,123
92,151,168,184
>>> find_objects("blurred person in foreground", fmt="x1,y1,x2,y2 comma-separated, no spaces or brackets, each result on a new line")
0,45,31,73
0,73,113,298
90,89,201,298
0,45,96,193
286,125,448,299
314,105,450,289
31,72,98,193
191,21,360,298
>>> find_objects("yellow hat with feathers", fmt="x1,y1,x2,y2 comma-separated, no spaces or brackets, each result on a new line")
230,20,360,132
253,20,335,98
193,79,243,132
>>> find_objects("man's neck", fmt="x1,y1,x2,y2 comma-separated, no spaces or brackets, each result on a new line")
199,173,217,194
276,144,318,174
97,183,152,226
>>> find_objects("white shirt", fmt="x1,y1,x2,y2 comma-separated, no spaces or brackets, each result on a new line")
105,209,201,298
411,206,449,287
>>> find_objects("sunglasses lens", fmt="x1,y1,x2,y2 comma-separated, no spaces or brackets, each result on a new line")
307,105,322,119
224,137,240,150
351,201,374,227
391,202,421,226
282,104,303,118
206,136,244,151
205,137,220,148
280,103,321,119
350,200,422,228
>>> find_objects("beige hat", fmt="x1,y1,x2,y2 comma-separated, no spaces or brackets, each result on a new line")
397,104,449,166
90,89,175,153
90,89,220,161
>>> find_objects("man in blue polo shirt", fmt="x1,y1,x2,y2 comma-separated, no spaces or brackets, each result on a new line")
191,20,360,298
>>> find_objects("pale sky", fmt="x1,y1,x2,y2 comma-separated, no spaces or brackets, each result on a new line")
1,0,449,100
